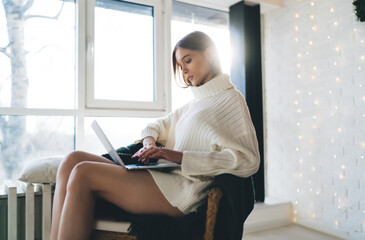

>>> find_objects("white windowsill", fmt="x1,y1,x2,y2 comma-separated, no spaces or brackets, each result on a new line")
244,197,293,233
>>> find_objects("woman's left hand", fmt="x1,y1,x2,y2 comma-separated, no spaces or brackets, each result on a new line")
132,147,183,165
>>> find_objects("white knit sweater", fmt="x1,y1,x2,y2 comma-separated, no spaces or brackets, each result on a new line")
141,74,260,214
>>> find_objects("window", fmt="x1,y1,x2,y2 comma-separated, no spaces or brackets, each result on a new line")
0,0,164,184
0,0,77,184
86,0,166,110
0,0,230,185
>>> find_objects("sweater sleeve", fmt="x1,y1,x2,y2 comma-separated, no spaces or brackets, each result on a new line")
140,109,179,146
180,92,260,178
181,131,260,178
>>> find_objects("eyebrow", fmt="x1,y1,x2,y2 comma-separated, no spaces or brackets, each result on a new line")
182,55,190,61
177,54,190,66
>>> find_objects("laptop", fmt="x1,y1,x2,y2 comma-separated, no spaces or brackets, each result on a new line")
91,120,180,170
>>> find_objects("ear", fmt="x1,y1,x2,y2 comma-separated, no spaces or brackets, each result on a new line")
204,47,213,62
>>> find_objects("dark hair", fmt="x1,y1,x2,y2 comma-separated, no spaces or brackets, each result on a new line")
172,31,222,87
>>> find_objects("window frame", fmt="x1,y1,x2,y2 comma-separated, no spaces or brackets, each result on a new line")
84,0,168,111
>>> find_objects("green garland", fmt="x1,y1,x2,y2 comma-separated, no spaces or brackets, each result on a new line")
353,0,365,22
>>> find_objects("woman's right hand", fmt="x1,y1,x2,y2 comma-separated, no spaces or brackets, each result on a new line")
132,136,156,163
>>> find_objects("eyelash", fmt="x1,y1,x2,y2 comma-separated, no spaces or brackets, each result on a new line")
178,59,191,69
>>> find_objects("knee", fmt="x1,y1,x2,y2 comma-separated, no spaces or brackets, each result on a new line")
56,151,86,183
66,162,92,192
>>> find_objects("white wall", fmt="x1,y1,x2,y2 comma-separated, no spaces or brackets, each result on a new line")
263,0,365,239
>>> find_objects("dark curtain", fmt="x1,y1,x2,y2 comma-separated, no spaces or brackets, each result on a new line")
229,1,265,202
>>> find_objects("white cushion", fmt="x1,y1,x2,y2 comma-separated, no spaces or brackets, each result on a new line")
18,156,64,183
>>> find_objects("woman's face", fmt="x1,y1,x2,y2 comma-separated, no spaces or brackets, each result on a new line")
175,47,213,86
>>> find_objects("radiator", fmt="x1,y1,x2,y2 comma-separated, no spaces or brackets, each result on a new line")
3,181,52,240
1,181,131,240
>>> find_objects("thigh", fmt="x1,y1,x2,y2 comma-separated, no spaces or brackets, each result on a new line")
58,151,113,179
74,161,184,217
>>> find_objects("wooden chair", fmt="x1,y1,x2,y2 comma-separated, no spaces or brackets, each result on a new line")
90,187,223,240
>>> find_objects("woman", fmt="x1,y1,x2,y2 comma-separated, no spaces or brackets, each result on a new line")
50,31,260,240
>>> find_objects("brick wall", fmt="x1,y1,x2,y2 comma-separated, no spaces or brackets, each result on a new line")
263,0,365,239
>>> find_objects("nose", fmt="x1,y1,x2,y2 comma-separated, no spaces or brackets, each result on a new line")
181,64,188,74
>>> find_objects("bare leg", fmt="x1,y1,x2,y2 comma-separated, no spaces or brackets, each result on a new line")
51,151,184,240
50,151,114,240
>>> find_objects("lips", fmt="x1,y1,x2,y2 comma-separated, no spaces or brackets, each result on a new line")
187,75,193,82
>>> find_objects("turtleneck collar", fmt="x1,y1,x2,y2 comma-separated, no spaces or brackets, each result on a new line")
190,74,234,99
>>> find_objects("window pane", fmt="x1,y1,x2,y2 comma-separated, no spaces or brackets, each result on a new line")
0,116,75,184
0,0,76,109
94,0,154,102
84,117,156,155
171,2,230,110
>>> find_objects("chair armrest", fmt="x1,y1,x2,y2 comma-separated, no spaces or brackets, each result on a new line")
204,187,223,240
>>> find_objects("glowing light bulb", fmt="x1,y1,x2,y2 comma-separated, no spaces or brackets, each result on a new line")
295,13,300,18
341,165,345,169
309,40,313,45
310,2,314,6
294,100,299,105
313,66,317,71
295,37,299,42
295,25,299,31
336,77,340,82
297,53,302,58
312,25,318,31
330,8,334,13
297,74,301,79
338,127,342,133
310,15,315,19
297,63,301,68
311,75,316,80
329,90,332,94
297,109,301,113
334,21,338,26
314,100,319,105
296,90,300,94
360,56,364,60
308,92,312,95
313,115,317,119
335,46,340,52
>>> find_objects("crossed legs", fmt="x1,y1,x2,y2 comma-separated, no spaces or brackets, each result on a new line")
50,151,183,240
